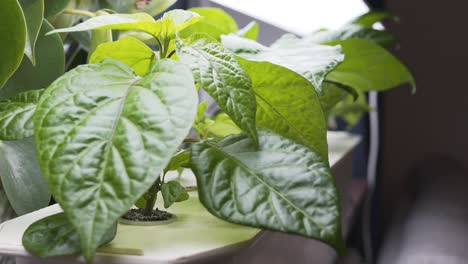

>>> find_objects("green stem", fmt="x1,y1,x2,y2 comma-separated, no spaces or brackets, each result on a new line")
167,49,176,58
63,8,95,17
144,178,161,216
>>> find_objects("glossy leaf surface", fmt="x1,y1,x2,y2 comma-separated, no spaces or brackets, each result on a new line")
181,7,238,40
0,90,43,140
223,34,344,92
161,181,189,208
0,0,26,89
165,149,191,172
239,59,328,161
326,38,415,92
23,213,117,257
176,35,258,145
19,0,44,64
0,137,50,215
34,59,197,261
192,131,342,250
0,19,64,99
90,36,156,76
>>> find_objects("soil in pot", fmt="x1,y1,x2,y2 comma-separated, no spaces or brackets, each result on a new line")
120,208,176,226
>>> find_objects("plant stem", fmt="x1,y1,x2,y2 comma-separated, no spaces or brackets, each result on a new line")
183,138,199,144
63,8,95,18
167,49,176,58
144,178,161,216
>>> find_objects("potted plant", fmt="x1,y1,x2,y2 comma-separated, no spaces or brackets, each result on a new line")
0,1,414,263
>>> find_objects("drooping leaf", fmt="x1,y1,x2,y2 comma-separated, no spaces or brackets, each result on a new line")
304,24,396,47
23,213,117,258
325,38,416,92
331,89,371,130
165,149,191,172
192,131,343,251
238,59,328,161
44,0,70,18
237,21,259,40
0,0,27,89
19,0,44,64
351,10,396,27
0,137,50,215
90,36,155,76
181,7,238,40
161,181,189,208
48,10,201,39
176,35,258,145
0,19,64,99
319,82,355,118
0,89,43,141
34,59,197,262
207,113,241,138
222,34,344,92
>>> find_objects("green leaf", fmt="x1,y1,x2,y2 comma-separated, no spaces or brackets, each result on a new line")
0,137,50,215
19,0,44,64
23,213,117,258
325,38,415,92
191,131,343,251
165,149,191,172
351,10,396,27
237,21,259,40
223,34,344,92
44,0,70,18
0,90,43,141
90,36,156,76
195,101,207,123
207,113,241,138
0,0,27,89
181,7,238,40
34,59,197,262
161,181,189,208
48,10,201,39
331,90,371,130
305,24,396,47
238,59,328,161
176,35,258,145
319,82,355,118
0,19,64,99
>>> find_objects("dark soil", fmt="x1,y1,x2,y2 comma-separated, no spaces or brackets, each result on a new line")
122,208,173,222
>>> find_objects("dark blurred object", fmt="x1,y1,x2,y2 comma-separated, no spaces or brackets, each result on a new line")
379,156,468,264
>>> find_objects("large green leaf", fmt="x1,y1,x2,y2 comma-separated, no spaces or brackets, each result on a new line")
0,137,50,215
0,19,64,99
0,0,27,89
181,7,238,40
304,24,396,47
239,59,328,161
19,0,44,64
90,36,155,76
34,59,197,262
0,90,43,141
23,213,117,258
48,10,201,39
44,0,70,18
176,35,258,145
192,131,343,251
222,34,344,92
325,38,415,92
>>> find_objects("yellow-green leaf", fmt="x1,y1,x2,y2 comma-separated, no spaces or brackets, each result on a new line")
90,36,155,76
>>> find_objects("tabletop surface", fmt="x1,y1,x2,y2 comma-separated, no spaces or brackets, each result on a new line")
0,131,360,263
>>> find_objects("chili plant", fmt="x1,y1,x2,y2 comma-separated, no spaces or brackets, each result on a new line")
0,2,414,263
